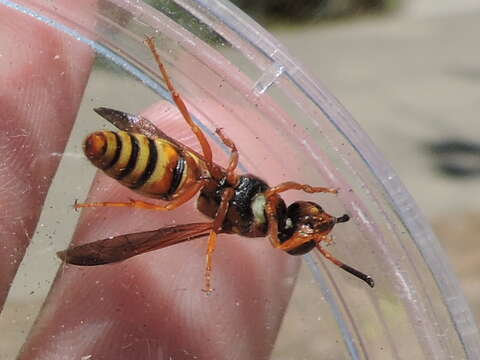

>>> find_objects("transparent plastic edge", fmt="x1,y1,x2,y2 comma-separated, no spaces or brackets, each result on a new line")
186,0,480,358
3,0,478,357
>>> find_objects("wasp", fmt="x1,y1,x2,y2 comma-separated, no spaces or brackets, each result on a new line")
58,37,374,292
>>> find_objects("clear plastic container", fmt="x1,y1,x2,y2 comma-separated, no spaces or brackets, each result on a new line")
1,0,479,359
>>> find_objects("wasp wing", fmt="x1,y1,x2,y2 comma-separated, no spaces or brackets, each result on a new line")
94,106,226,177
95,107,205,157
57,222,213,266
94,107,168,139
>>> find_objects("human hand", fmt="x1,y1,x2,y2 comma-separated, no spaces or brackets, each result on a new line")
19,102,299,359
0,5,299,356
0,1,94,309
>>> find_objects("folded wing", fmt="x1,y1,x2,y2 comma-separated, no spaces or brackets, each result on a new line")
58,222,213,266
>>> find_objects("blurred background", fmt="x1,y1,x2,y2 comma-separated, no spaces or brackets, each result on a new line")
150,0,480,342
2,0,479,358
223,0,480,324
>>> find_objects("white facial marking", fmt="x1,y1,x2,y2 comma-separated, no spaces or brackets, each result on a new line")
251,193,266,224
285,218,293,229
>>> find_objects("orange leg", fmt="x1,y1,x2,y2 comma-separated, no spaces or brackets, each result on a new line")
265,181,338,198
275,235,315,252
267,222,321,252
265,194,333,250
215,128,239,186
264,181,338,248
324,235,335,246
75,179,208,211
316,244,375,288
264,194,283,248
203,187,235,293
144,37,221,179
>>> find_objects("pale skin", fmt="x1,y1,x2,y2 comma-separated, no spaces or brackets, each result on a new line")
3,10,299,358
20,103,299,360
74,37,340,293
0,2,94,309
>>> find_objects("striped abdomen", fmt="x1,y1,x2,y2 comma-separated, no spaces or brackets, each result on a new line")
83,131,203,200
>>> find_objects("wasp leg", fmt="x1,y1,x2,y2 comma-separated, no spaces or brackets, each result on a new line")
324,235,335,246
264,198,317,252
264,192,320,250
144,37,221,180
215,128,239,185
75,179,208,211
264,194,283,248
203,187,235,293
316,244,374,288
264,182,338,249
265,181,338,197
274,235,322,252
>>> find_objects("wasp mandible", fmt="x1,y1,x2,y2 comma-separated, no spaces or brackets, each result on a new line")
58,37,374,292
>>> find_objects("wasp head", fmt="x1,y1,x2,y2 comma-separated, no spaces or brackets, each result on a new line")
280,201,349,255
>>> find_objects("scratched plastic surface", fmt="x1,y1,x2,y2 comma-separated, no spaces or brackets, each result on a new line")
2,0,480,359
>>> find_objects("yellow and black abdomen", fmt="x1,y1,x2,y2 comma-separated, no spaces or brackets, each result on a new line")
83,131,200,200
